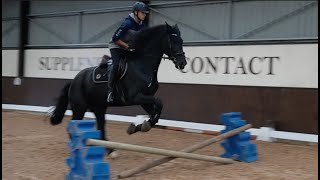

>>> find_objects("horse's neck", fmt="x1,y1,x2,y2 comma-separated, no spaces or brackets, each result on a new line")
130,26,167,75
135,40,164,74
134,54,162,75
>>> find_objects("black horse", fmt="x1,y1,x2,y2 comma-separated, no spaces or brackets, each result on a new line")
49,23,187,144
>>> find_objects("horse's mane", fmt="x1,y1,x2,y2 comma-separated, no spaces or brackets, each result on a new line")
133,24,167,50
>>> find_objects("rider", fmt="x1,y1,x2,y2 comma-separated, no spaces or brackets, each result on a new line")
107,1,149,102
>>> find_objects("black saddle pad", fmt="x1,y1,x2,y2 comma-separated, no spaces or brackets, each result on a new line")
93,58,128,84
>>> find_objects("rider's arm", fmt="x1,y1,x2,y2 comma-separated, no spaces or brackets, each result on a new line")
112,19,132,49
114,39,129,49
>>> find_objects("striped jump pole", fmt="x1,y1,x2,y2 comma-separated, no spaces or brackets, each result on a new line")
87,139,234,164
117,123,252,179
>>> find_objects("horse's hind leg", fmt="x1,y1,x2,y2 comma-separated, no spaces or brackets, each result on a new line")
71,104,86,120
92,108,107,141
92,108,115,155
68,104,86,139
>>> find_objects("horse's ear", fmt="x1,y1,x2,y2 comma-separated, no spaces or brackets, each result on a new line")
165,21,171,30
173,24,180,35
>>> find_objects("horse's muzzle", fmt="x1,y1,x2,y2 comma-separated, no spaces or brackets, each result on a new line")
175,58,187,70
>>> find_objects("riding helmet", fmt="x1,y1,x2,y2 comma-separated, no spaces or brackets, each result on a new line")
132,2,149,13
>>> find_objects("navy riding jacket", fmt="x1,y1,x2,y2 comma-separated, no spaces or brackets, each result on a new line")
112,13,145,42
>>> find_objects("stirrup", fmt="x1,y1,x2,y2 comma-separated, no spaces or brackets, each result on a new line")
107,91,113,102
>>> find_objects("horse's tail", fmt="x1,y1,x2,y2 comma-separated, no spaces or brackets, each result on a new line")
49,82,71,125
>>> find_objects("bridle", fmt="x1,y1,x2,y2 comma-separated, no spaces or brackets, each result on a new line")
163,33,185,69
140,28,185,69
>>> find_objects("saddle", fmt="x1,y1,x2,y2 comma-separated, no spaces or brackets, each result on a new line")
93,55,128,83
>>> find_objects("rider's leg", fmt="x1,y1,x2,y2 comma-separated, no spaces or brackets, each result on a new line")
107,48,121,102
99,55,111,68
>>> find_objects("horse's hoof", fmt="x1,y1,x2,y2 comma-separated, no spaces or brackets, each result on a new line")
141,120,151,132
127,123,137,135
106,148,114,155
109,151,119,159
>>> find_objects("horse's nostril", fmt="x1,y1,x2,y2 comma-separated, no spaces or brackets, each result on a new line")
182,62,186,68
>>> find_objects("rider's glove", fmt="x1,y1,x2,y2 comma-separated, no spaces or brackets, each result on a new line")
127,44,135,52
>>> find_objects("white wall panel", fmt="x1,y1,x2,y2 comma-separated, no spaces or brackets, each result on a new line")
23,44,318,88
2,50,19,77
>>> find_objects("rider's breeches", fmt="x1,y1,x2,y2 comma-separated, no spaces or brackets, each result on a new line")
110,48,126,74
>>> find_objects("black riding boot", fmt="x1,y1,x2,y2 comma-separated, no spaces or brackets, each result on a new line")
107,68,116,102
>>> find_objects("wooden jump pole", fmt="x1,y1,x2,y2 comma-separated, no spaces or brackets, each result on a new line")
87,139,234,164
117,124,252,179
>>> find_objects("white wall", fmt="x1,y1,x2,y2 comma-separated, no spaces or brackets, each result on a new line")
2,43,318,88
2,50,19,77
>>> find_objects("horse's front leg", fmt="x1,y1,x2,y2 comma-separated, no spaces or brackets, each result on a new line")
126,93,163,135
140,98,163,132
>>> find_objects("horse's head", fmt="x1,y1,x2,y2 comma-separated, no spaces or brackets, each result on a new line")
164,23,187,70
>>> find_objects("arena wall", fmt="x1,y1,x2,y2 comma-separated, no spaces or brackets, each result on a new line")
2,43,318,134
